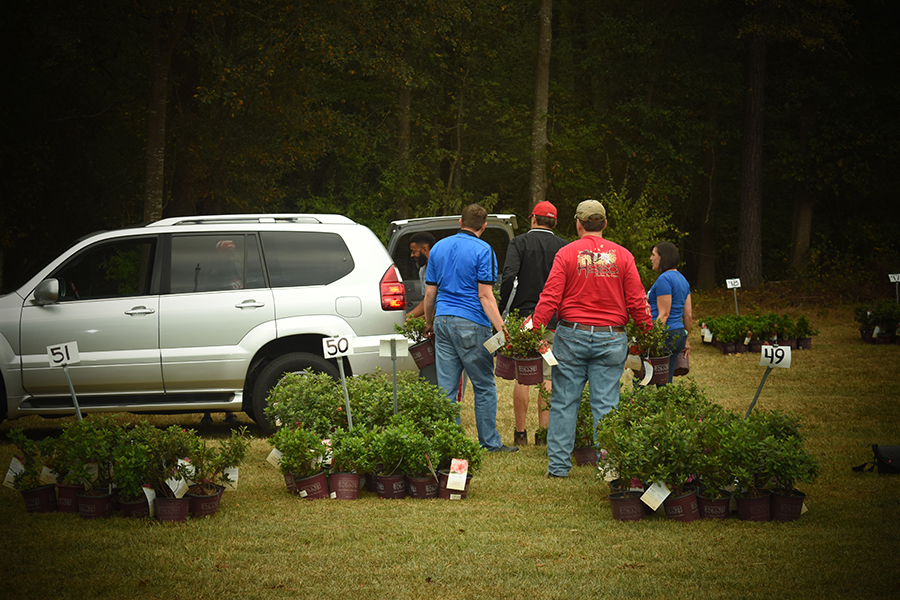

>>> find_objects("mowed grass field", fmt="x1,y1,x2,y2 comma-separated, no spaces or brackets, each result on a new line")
1,293,898,600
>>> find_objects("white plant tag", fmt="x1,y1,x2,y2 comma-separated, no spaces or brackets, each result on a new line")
330,492,337,499
624,354,642,371
483,330,505,353
179,458,195,482
449,493,462,500
143,486,157,517
801,502,808,514
299,489,308,498
447,458,469,491
40,467,58,486
639,360,653,386
641,481,671,510
223,467,239,491
703,330,714,343
744,335,752,345
522,315,534,330
4,457,25,490
266,448,284,468
85,462,99,482
167,475,189,499
541,347,557,366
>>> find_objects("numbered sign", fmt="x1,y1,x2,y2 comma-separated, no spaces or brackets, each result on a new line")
889,273,900,283
323,336,354,358
726,278,741,289
47,342,80,367
759,345,791,369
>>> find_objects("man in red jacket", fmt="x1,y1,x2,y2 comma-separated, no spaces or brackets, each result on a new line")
532,199,651,478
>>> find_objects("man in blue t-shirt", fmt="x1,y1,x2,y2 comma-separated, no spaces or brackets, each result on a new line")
424,204,518,452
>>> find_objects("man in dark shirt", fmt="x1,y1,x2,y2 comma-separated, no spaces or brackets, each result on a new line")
499,201,568,445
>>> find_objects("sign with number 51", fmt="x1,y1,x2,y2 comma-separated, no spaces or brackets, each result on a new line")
759,345,791,369
47,342,80,367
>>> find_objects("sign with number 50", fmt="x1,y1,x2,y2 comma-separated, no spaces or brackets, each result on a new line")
47,342,80,367
323,336,354,358
759,345,791,369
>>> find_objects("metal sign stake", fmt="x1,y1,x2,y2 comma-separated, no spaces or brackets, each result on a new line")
62,364,83,421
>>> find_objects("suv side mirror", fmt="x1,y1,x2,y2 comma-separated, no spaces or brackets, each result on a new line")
32,279,60,305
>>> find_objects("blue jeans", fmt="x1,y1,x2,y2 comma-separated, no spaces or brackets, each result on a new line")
434,315,503,450
663,328,687,384
547,326,627,476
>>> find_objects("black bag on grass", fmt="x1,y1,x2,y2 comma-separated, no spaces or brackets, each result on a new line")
852,445,900,474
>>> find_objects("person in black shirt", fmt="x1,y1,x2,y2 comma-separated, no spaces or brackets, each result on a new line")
499,201,569,445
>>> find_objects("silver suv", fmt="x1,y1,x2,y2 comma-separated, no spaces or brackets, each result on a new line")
0,214,415,433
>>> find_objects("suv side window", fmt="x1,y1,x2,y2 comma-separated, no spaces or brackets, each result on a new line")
52,237,156,301
170,234,266,293
261,231,354,287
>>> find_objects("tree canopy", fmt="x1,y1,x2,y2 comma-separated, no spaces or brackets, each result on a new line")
3,0,898,294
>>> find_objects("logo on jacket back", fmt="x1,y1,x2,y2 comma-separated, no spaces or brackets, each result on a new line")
577,248,619,278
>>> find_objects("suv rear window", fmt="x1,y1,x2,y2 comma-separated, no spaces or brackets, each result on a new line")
261,231,354,287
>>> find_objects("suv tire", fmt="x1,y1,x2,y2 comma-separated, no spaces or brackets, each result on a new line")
252,352,340,434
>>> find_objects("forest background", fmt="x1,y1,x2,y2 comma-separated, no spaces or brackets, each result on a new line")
2,0,898,298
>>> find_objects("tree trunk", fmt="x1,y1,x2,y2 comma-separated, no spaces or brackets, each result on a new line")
396,83,411,220
529,0,553,207
789,98,816,273
737,33,765,288
696,145,718,291
143,8,188,224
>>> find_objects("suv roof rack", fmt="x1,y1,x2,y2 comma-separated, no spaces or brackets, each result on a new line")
146,214,356,227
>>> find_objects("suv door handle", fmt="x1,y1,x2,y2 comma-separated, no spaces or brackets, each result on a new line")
125,306,156,316
236,300,266,309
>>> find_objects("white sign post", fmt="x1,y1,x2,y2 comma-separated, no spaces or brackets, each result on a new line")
323,336,355,429
47,342,83,421
746,343,792,418
726,278,741,316
890,273,900,303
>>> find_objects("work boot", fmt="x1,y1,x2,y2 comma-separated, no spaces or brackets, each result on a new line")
514,430,528,446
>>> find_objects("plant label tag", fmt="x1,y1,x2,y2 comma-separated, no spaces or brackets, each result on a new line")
447,458,469,491
330,491,337,499
483,330,505,353
85,462,99,482
759,345,791,369
298,489,308,498
640,481,670,510
744,335,752,345
40,467,58,486
801,502,808,514
4,457,25,490
541,347,557,366
889,273,900,283
522,315,534,330
449,493,462,500
726,278,741,289
179,458,196,481
639,360,653,386
703,330,713,343
47,341,80,367
223,467,239,491
275,417,282,427
266,448,284,468
143,486,157,517
167,475,189,498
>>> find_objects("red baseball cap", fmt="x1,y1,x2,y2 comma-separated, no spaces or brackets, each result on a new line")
531,201,558,219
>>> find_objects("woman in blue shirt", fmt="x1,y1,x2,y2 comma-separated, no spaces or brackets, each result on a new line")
648,242,692,384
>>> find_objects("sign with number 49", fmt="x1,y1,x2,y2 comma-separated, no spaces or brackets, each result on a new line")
759,345,791,369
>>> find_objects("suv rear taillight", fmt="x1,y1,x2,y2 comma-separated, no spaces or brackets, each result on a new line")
380,266,406,311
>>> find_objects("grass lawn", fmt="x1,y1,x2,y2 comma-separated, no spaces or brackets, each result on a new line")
1,296,899,600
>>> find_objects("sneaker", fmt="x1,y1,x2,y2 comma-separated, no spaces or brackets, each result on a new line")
489,445,520,453
514,430,528,446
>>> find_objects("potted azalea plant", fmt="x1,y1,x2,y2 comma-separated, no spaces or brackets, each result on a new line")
794,315,819,350
394,314,435,369
430,419,484,499
185,427,250,517
60,415,124,519
146,425,198,521
594,407,653,521
767,435,819,521
7,429,57,513
626,318,672,384
503,312,548,385
114,421,157,518
270,426,329,500
328,426,378,499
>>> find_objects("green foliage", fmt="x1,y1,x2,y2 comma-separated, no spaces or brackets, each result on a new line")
145,426,198,498
329,427,378,475
114,422,156,501
187,427,251,496
626,318,672,357
7,429,45,491
269,427,327,479
373,415,435,478
501,310,548,359
56,415,123,493
264,371,345,437
430,420,484,475
393,315,429,344
574,388,594,448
